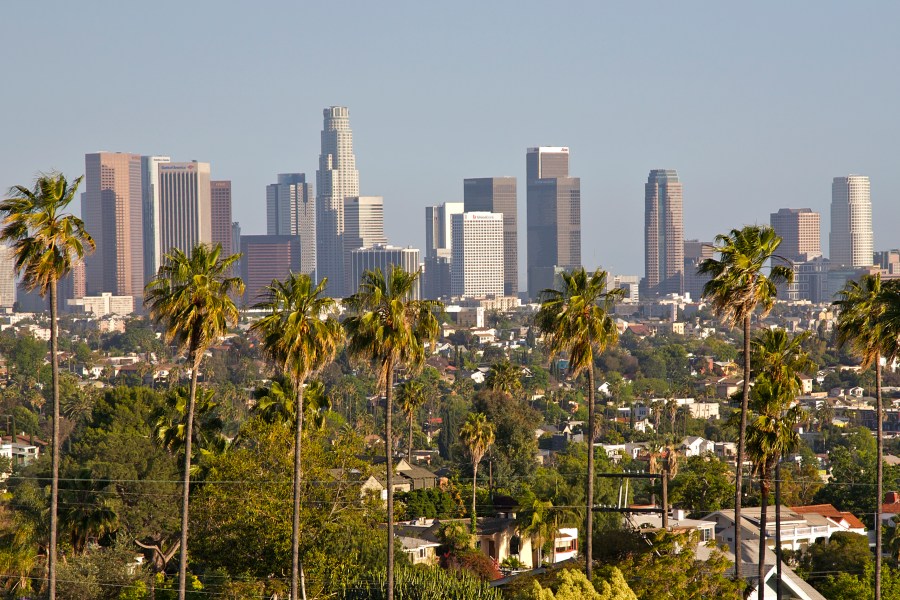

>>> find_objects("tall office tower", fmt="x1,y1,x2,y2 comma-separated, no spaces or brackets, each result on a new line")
451,212,504,298
464,177,518,295
0,244,15,309
350,245,421,299
343,196,386,290
231,222,242,275
141,155,172,281
266,174,316,275
830,175,873,268
58,260,86,312
210,180,233,257
316,106,360,297
156,162,213,263
770,208,821,263
683,239,715,301
526,147,581,299
240,235,302,304
425,202,465,259
83,152,145,299
643,169,684,297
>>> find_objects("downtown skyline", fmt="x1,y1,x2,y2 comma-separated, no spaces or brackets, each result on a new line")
4,2,900,280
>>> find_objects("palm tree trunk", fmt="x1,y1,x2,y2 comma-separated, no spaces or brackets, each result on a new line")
586,367,595,580
291,380,305,600
876,356,883,600
734,314,751,582
385,358,395,600
48,280,60,600
471,462,478,533
775,459,783,600
408,413,414,465
178,346,200,600
758,478,769,600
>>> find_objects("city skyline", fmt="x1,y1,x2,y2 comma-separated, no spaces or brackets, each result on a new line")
6,3,900,279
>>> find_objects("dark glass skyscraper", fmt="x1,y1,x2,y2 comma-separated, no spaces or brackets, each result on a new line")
526,147,581,299
643,169,683,296
464,177,518,295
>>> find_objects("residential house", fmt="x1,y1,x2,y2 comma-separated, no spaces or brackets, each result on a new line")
680,436,716,457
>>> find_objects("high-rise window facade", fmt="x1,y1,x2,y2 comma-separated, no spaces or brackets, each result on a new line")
267,173,316,276
316,106,360,297
156,162,212,261
643,169,684,296
526,147,581,299
830,175,873,268
770,208,821,263
210,180,233,257
464,177,518,296
451,212,504,298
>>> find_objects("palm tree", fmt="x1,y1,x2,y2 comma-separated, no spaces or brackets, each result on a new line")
250,272,341,600
745,377,801,600
397,380,427,463
520,499,554,567
750,328,814,599
485,361,523,398
58,469,119,554
697,225,792,581
343,266,441,600
145,243,242,600
459,412,495,533
535,268,623,579
0,172,94,599
834,274,900,599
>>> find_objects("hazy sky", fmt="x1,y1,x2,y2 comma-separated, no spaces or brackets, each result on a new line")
3,1,898,281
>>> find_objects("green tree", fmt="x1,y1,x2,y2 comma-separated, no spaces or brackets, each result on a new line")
485,361,523,398
397,379,427,463
666,455,734,516
535,268,623,579
144,242,243,600
250,272,342,600
523,567,636,600
459,412,495,532
58,469,119,554
834,273,898,597
697,224,791,581
0,171,94,599
343,266,441,600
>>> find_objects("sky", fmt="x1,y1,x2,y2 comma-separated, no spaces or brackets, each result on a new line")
3,1,899,282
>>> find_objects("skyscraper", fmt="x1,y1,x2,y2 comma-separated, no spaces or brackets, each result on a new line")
343,196,386,291
451,212,505,298
643,169,684,297
0,244,15,309
350,245,421,299
526,147,581,299
425,202,464,259
210,180,233,257
142,155,171,282
830,175,873,268
683,239,714,301
266,174,316,275
770,208,821,263
156,162,212,262
83,152,145,299
464,177,518,295
316,106,360,297
240,235,302,304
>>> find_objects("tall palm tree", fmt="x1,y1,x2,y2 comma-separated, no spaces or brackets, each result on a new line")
397,380,427,463
250,272,341,600
145,243,242,600
535,267,623,579
485,361,523,398
745,377,801,600
459,412,495,533
343,266,441,600
58,469,119,554
251,376,332,431
834,273,900,599
0,172,94,599
697,225,792,581
750,328,814,600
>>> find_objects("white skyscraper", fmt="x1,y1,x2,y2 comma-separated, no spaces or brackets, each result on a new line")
451,212,504,298
350,244,420,299
142,155,172,281
425,202,464,259
0,244,15,309
343,196,386,291
156,162,212,261
830,175,873,268
267,173,316,276
316,106,360,296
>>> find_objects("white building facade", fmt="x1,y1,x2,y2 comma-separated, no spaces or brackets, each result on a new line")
830,175,873,268
451,212,504,298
